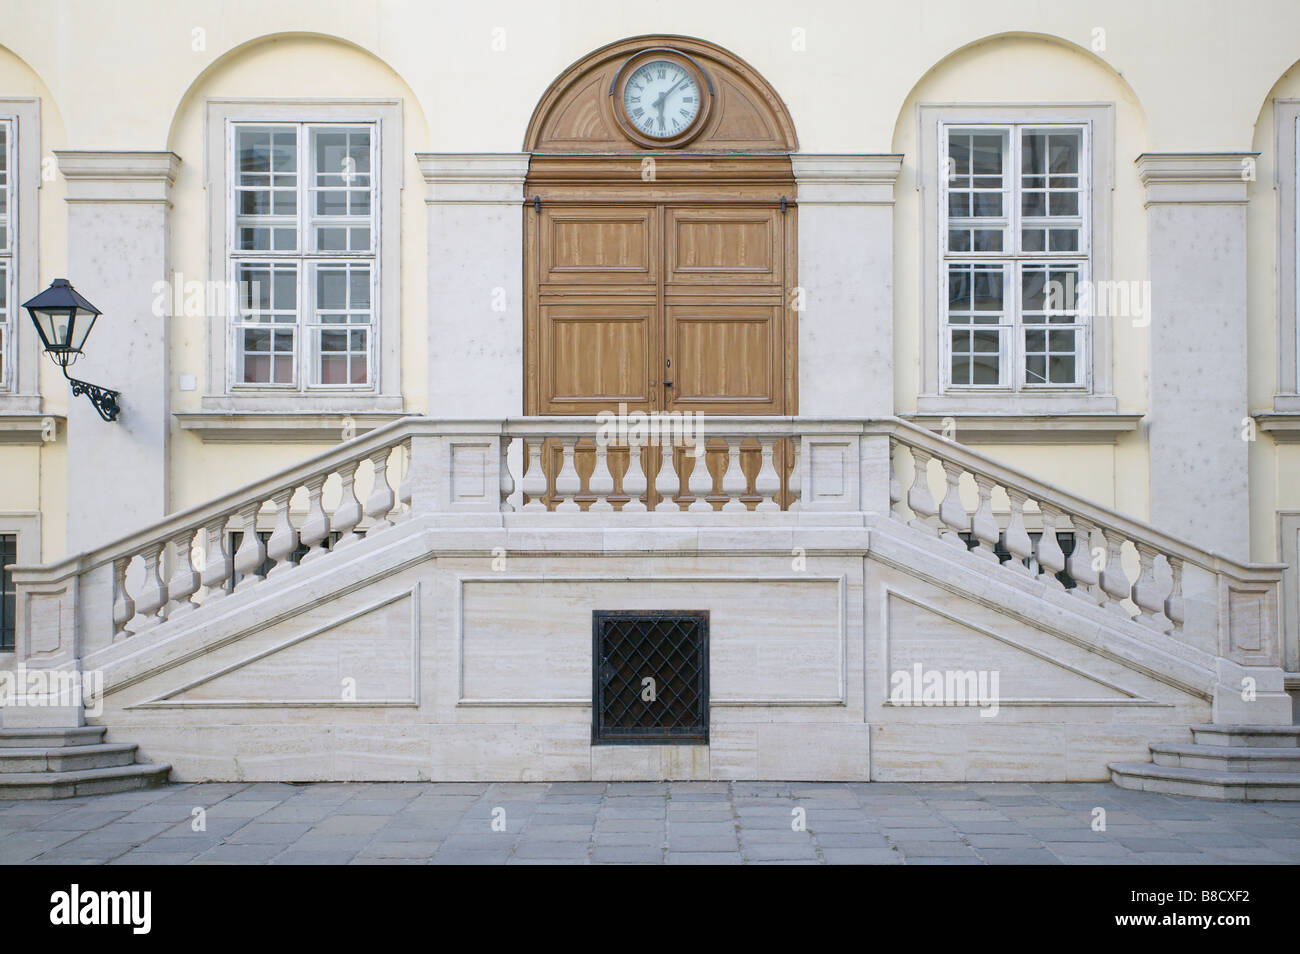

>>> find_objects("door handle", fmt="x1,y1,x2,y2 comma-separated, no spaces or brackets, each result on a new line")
662,380,673,387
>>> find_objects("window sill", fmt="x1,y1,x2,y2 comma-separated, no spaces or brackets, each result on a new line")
177,404,406,444
0,408,62,445
901,410,1142,445
1256,411,1300,442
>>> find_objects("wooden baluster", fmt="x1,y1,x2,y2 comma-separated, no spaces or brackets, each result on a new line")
1065,516,1102,603
166,528,200,616
298,475,330,563
688,443,714,513
755,437,781,513
131,542,168,631
555,438,581,513
1035,504,1068,590
589,439,615,512
1003,490,1033,575
233,503,266,591
499,437,515,513
654,442,681,512
332,460,363,547
1130,542,1167,628
521,439,548,512
1164,557,1185,630
969,475,1001,563
112,556,135,637
721,437,747,512
365,447,396,532
200,518,232,600
265,489,298,576
1098,528,1131,613
787,437,802,511
622,441,648,512
906,448,939,533
937,460,969,546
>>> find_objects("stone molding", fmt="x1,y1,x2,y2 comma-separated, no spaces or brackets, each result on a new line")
416,153,530,204
1136,152,1256,206
791,154,903,204
54,150,181,204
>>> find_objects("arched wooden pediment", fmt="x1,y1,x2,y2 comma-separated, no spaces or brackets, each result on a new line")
525,35,798,153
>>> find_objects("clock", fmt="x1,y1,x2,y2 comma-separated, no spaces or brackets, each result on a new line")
612,50,712,148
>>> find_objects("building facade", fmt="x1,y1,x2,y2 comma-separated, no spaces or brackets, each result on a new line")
2,1,1300,790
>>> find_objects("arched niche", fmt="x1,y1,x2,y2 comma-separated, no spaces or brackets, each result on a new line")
525,35,797,153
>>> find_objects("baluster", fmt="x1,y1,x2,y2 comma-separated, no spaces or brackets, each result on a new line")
521,439,548,512
888,441,904,520
1003,490,1033,575
787,437,802,511
1065,516,1102,603
555,438,581,513
969,475,1001,563
130,542,168,632
396,439,413,520
654,442,681,512
499,437,515,513
332,460,364,546
1164,557,1185,629
298,475,330,563
622,440,648,512
233,503,266,591
1035,504,1068,590
265,489,298,576
1130,542,1167,628
166,528,200,615
1098,527,1131,613
112,556,135,636
688,444,714,513
589,439,615,512
905,448,939,533
937,460,969,546
200,517,232,599
755,437,781,513
721,437,747,512
363,447,397,532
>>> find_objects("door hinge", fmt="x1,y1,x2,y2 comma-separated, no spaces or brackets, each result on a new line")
780,196,788,214
533,195,541,213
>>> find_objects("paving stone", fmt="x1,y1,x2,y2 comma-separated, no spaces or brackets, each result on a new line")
667,852,743,864
821,848,904,864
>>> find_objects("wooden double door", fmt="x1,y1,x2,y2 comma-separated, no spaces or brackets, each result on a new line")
526,200,796,416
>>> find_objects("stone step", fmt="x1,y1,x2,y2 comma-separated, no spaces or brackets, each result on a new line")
0,726,107,749
0,762,171,800
1108,761,1300,801
0,742,140,774
1190,724,1300,748
1150,743,1300,774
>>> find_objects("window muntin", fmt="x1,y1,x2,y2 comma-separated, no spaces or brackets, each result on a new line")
942,124,1089,391
229,122,376,391
0,121,13,391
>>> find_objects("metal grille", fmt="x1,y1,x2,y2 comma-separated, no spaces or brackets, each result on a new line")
0,534,15,652
593,611,708,744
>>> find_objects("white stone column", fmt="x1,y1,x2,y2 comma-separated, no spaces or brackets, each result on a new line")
791,155,902,419
417,154,529,418
1137,153,1252,560
56,151,180,553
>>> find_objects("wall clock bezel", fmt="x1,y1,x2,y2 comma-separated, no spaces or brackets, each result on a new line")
610,48,714,149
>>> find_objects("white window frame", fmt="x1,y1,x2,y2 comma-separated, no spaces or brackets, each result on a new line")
203,100,403,415
0,511,40,664
917,104,1116,416
0,100,40,410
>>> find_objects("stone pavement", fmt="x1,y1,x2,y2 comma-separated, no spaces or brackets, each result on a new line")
3,781,1300,865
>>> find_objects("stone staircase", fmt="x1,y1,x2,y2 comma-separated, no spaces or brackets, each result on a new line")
1109,724,1300,800
0,725,170,799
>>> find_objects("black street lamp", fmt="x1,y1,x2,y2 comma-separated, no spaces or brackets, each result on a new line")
22,279,121,422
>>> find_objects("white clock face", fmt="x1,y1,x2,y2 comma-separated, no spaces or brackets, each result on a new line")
622,59,701,139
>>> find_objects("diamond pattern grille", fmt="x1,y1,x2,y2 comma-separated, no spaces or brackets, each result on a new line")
593,611,709,744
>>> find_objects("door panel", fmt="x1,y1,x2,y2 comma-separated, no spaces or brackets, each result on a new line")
541,207,657,286
665,303,781,412
666,207,783,288
539,301,657,414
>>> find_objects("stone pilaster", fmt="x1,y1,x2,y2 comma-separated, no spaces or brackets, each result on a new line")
417,154,529,418
1136,153,1253,560
55,151,180,553
791,155,902,419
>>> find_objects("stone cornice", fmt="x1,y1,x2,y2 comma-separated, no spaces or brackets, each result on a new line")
55,150,181,204
1135,152,1256,206
791,154,903,205
416,153,530,204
